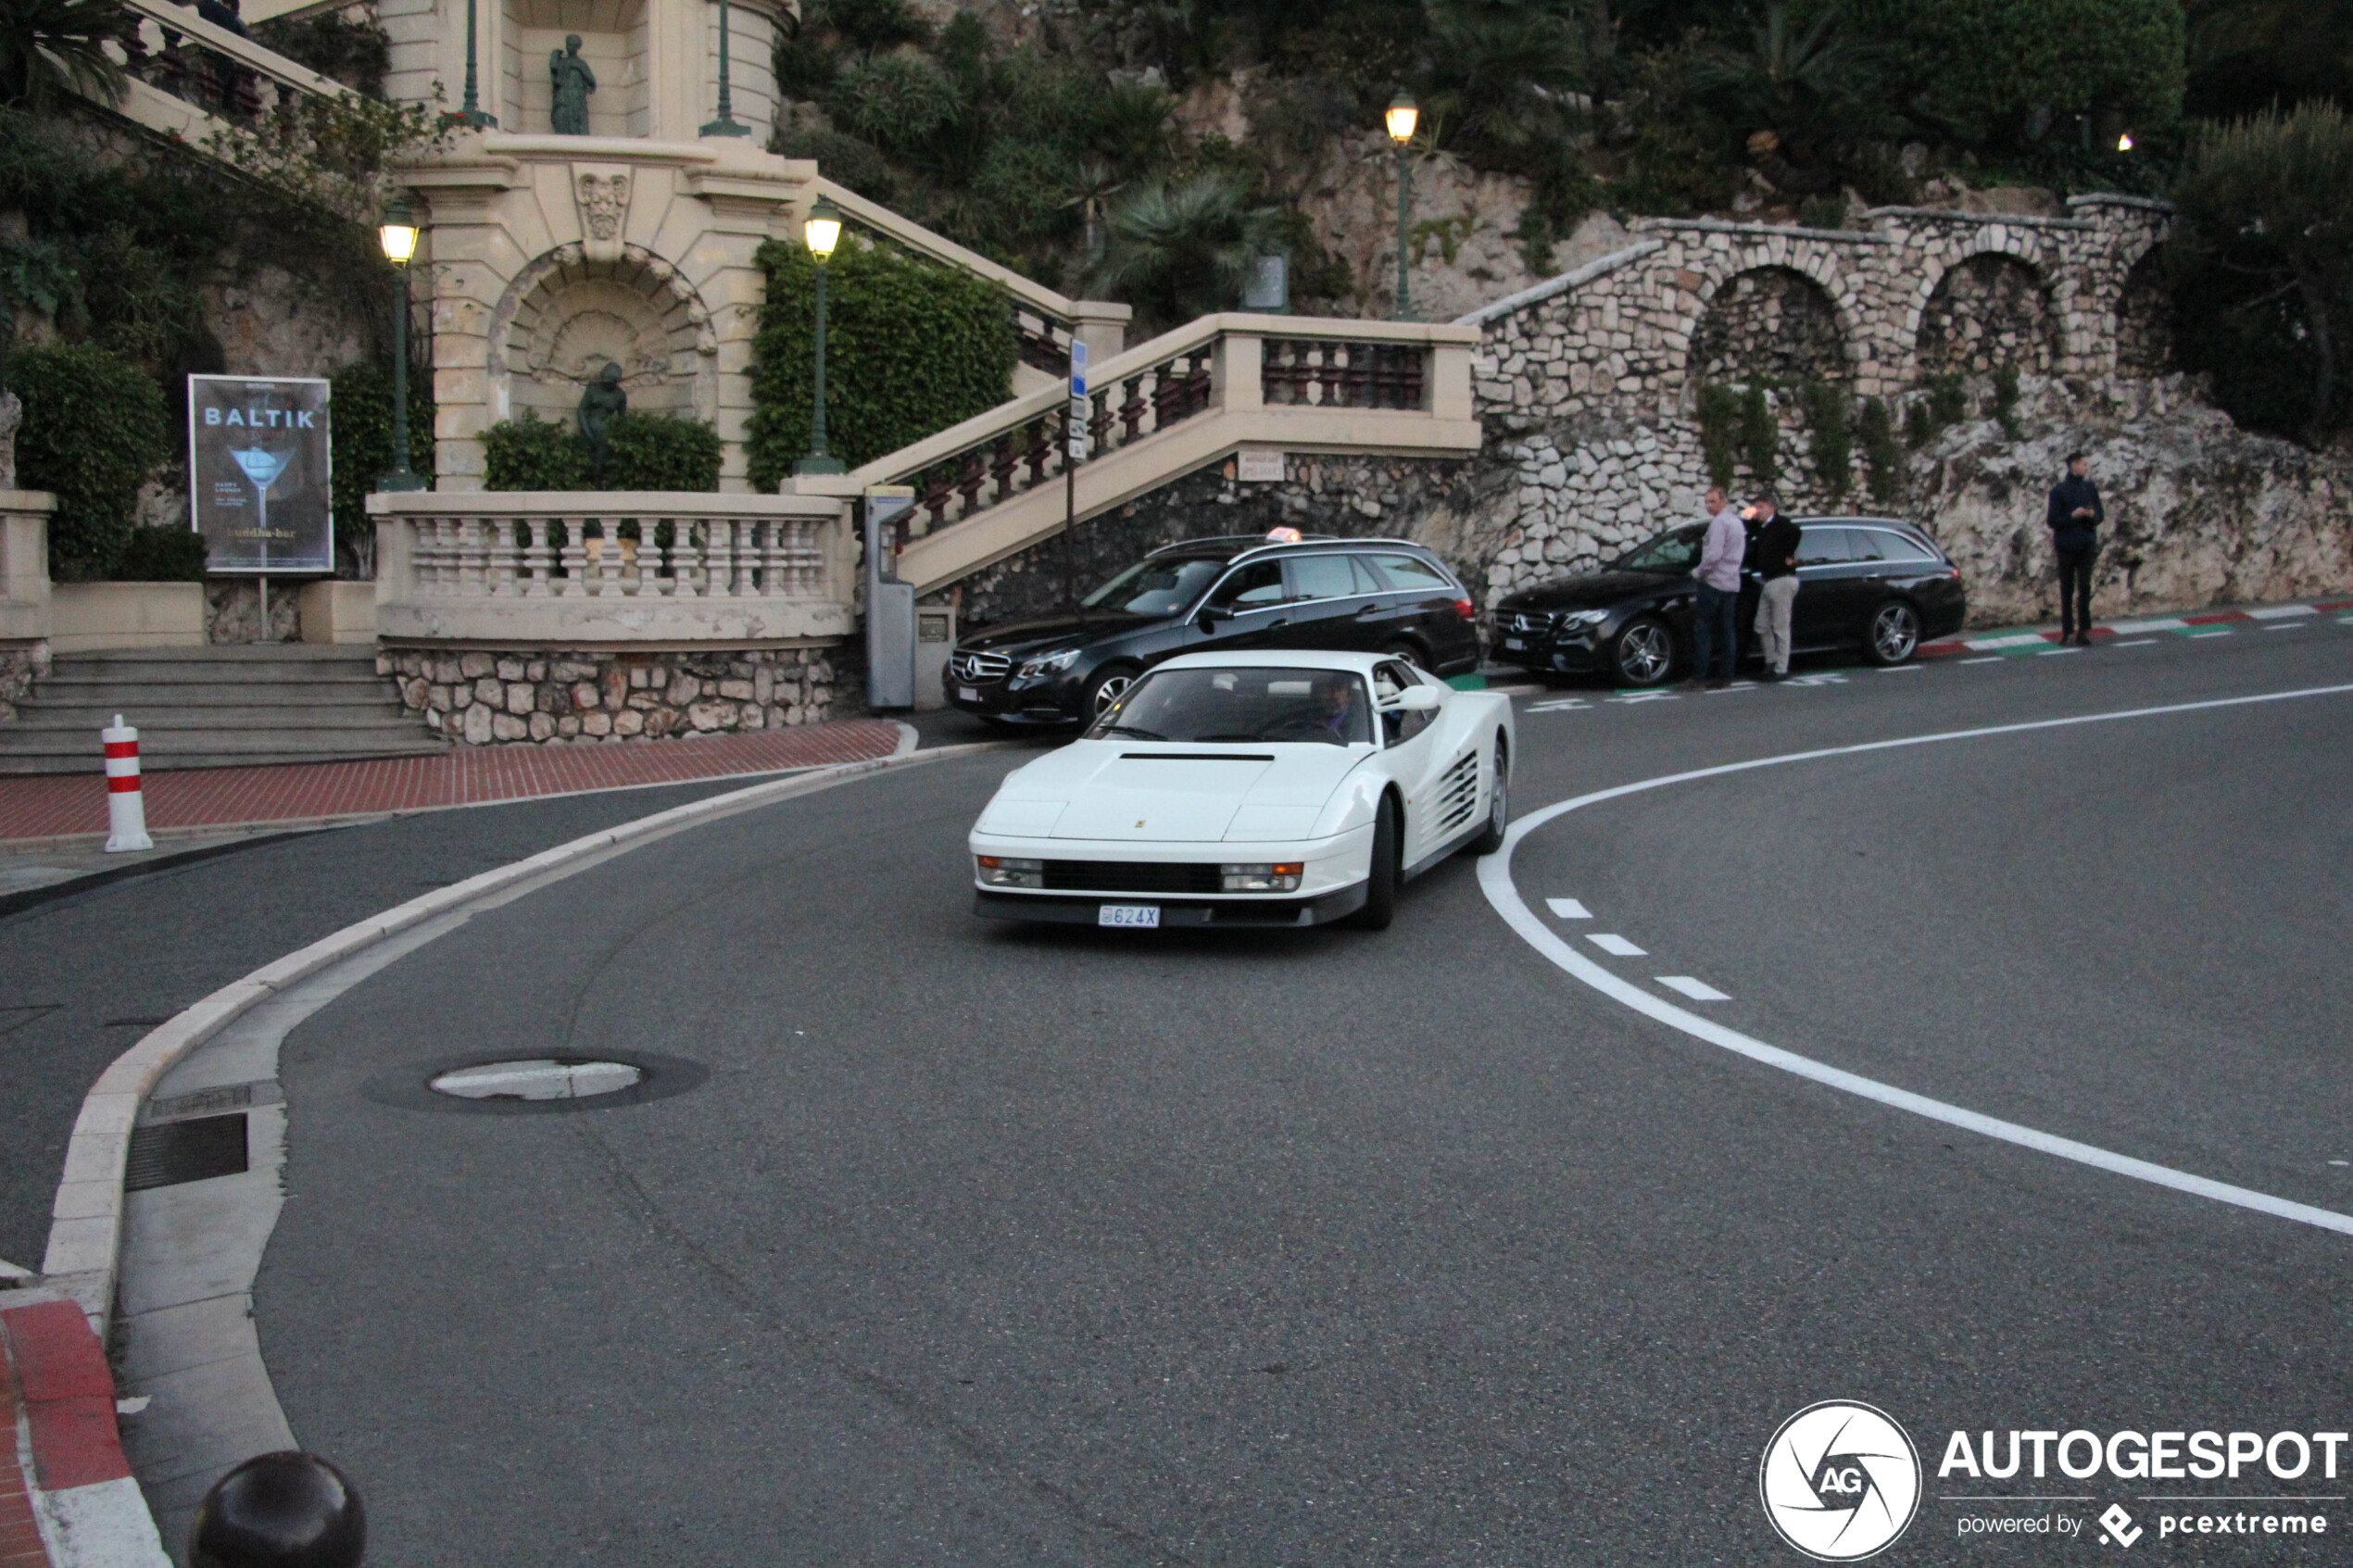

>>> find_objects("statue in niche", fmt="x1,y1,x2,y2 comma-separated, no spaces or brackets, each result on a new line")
549,34,596,134
576,361,627,481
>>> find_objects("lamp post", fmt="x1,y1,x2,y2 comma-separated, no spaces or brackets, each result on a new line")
457,0,495,126
1385,92,1418,322
699,0,749,136
376,194,427,493
795,195,847,477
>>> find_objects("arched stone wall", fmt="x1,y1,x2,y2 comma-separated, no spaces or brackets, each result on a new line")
1691,266,1852,385
1915,254,2059,375
490,243,719,430
2114,245,2173,379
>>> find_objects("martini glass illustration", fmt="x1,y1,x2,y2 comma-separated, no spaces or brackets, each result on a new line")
231,444,291,567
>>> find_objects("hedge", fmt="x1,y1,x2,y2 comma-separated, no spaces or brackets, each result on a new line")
330,359,433,563
747,233,1015,488
13,341,170,582
481,407,720,491
114,525,209,582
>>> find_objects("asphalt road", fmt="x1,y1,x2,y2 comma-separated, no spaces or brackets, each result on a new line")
220,621,2353,1565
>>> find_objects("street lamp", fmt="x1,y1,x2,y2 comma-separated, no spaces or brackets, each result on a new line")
699,0,750,136
1386,92,1418,322
376,193,427,493
795,194,847,477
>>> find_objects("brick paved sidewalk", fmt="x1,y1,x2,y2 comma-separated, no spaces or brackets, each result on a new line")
0,719,908,847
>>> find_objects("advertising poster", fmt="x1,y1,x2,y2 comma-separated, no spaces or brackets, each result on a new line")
186,374,333,574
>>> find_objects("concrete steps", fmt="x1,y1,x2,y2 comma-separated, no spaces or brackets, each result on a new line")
0,646,446,773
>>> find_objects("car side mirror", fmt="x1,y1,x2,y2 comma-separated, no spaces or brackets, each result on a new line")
1395,685,1441,712
1197,608,1222,633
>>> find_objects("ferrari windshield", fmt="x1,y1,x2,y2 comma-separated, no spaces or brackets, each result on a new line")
1086,667,1373,746
1612,526,1704,573
1081,556,1227,616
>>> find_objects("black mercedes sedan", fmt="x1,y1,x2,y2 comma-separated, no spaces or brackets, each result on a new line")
1489,517,1968,685
946,533,1481,726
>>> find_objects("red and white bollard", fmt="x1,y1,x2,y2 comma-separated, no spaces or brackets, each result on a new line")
103,714,154,853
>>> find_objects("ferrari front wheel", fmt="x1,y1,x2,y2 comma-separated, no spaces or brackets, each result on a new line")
1470,736,1509,855
1352,794,1400,931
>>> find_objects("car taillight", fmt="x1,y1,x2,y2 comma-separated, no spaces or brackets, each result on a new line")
1453,598,1476,621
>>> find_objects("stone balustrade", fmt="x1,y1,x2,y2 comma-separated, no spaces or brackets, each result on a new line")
368,490,854,647
0,495,56,719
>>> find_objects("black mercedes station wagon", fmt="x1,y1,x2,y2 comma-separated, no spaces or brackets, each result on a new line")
946,534,1481,726
1489,517,1968,685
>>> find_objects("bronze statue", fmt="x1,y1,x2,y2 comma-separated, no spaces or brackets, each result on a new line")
549,34,595,134
576,361,627,481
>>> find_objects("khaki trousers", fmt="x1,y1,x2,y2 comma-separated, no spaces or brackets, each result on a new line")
1755,575,1798,673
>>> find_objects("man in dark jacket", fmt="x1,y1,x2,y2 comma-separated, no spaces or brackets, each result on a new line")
1750,495,1803,681
2046,453,2103,646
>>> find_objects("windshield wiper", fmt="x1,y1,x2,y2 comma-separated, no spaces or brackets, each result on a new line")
1103,723,1167,740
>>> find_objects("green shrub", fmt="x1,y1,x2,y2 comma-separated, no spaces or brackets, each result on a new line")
1739,384,1780,487
251,13,391,98
1843,0,2185,144
1929,373,1969,429
113,524,208,582
1858,396,1905,503
483,408,590,492
773,129,897,206
603,412,722,492
329,360,433,564
1802,382,1852,503
748,233,1015,485
1991,366,2022,438
13,341,169,581
1696,382,1742,490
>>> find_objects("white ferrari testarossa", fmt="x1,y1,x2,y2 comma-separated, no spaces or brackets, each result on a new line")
968,651,1515,931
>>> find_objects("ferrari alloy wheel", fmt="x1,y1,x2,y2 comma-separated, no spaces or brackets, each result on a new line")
1613,619,1675,685
1865,599,1920,666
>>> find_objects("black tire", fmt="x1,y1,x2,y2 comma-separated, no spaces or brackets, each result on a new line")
1380,639,1427,670
1080,662,1141,721
1469,735,1509,855
1352,793,1400,930
1611,617,1676,685
1862,598,1922,666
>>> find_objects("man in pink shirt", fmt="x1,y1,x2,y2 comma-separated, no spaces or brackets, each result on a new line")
1680,486,1748,690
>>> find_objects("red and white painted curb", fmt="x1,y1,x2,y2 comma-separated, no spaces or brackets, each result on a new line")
3,1298,167,1567
1921,597,2353,659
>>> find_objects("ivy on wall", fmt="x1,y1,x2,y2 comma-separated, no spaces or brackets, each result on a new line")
329,360,434,571
746,234,1015,488
13,341,170,582
1801,381,1853,503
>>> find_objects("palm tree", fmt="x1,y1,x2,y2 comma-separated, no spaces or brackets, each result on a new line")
1418,0,1586,165
1061,160,1127,262
0,0,128,109
1083,174,1282,331
1689,2,1884,187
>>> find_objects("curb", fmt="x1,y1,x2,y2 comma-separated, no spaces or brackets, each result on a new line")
1919,597,2353,659
20,735,1009,1563
2,1296,166,1567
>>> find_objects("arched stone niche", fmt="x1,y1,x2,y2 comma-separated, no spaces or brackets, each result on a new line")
1690,267,1849,387
1916,255,2057,376
2113,245,2173,379
493,244,718,430
503,0,650,137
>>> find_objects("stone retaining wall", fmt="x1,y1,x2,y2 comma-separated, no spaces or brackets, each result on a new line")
380,646,834,744
0,641,47,722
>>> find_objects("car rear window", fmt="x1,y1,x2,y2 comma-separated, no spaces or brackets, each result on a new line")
1289,554,1381,602
1862,529,1938,562
1368,553,1454,593
1795,527,1853,565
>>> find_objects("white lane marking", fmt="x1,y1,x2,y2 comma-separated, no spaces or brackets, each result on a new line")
2248,604,2318,620
1967,633,2048,649
1705,682,1757,693
2192,629,2233,638
1479,681,2353,1238
1545,897,1592,919
1879,665,1925,673
2110,639,2157,647
1609,693,1678,704
2108,618,2189,633
1656,976,1730,1001
1783,673,1849,687
1588,933,1647,957
2265,623,2305,632
1961,656,2005,665
2037,646,2080,656
1527,698,1591,712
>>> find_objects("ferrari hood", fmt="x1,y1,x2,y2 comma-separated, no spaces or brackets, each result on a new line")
982,742,1372,843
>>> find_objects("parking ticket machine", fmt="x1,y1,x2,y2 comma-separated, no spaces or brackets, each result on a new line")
864,486,916,710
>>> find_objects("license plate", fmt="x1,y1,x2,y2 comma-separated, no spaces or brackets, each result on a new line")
1503,637,1526,650
1098,904,1160,928
958,685,979,702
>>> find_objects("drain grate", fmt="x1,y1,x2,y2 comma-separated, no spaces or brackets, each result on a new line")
124,1113,249,1191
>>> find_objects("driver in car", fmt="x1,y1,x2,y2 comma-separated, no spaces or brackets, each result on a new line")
1302,676,1365,741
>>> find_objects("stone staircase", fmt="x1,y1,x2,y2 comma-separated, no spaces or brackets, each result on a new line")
0,647,445,774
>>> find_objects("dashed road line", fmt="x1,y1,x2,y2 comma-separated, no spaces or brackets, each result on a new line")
2111,639,2157,647
1879,665,1925,674
1482,680,2353,1239
1587,933,1647,957
2248,605,2318,620
2192,630,2233,639
1545,897,1592,919
2265,623,2305,632
1961,656,2004,665
1656,976,1730,1001
2038,646,2080,656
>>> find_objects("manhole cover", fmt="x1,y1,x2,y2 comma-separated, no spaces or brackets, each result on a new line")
430,1059,644,1101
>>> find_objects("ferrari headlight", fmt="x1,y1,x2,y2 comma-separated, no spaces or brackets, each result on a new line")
1220,862,1303,893
1016,646,1082,680
976,855,1044,888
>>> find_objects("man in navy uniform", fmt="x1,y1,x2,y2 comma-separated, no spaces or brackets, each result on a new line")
2045,453,2104,646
